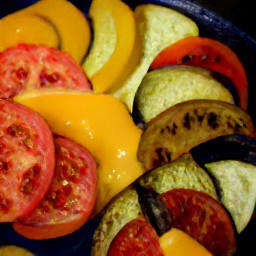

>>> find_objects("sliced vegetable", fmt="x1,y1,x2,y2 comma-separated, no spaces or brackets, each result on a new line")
159,228,213,256
0,99,55,221
138,99,255,171
132,184,215,255
92,187,142,256
12,0,92,63
206,160,256,234
83,0,140,93
190,134,256,233
160,188,237,255
13,135,97,239
135,182,172,236
107,216,164,256
14,90,144,214
134,65,235,122
138,154,217,199
190,134,256,166
0,43,91,98
150,36,248,110
113,3,199,112
0,13,59,51
92,154,218,255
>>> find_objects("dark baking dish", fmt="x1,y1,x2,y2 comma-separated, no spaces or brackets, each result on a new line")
0,0,255,255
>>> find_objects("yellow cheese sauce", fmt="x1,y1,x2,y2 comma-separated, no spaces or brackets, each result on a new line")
15,90,144,213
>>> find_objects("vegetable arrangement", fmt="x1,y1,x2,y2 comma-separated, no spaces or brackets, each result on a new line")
0,0,255,255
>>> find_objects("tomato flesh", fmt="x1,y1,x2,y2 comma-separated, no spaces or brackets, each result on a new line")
0,43,92,98
160,189,236,256
0,99,55,221
107,216,164,256
150,36,248,110
13,135,97,239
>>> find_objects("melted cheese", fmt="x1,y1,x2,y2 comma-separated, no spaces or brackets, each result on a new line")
159,228,213,256
15,89,144,213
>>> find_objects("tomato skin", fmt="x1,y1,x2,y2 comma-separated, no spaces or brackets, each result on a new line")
150,36,248,110
107,216,164,256
13,135,97,239
0,99,55,221
0,43,92,98
160,189,236,256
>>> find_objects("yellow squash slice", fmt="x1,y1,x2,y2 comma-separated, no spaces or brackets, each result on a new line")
83,0,140,93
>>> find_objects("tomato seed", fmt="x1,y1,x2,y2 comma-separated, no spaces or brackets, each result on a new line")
7,125,29,138
21,164,41,194
0,197,12,214
39,203,51,213
15,67,28,81
23,136,33,149
62,184,72,197
6,125,18,136
52,190,67,209
80,166,87,176
0,161,9,174
40,71,60,87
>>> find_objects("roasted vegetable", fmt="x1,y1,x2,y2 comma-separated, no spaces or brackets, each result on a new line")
113,3,199,112
92,154,218,255
190,134,256,233
190,134,256,166
138,99,255,171
134,65,235,122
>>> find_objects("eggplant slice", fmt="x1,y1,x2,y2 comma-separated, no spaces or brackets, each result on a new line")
190,134,256,233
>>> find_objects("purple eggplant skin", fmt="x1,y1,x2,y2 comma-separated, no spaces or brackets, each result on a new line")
135,181,172,236
211,71,239,106
190,134,256,168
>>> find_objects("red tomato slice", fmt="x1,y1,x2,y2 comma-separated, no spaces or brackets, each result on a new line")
13,135,97,239
0,43,92,98
107,216,164,256
160,189,236,256
150,36,248,110
0,99,55,221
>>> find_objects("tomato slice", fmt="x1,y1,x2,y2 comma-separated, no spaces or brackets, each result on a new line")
107,216,164,256
0,43,92,98
0,99,55,221
160,188,236,256
150,36,248,110
13,135,97,239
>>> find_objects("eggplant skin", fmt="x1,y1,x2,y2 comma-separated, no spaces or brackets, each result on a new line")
135,182,172,236
190,134,256,233
190,134,256,167
91,187,142,256
138,99,255,171
91,154,217,256
205,160,256,234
